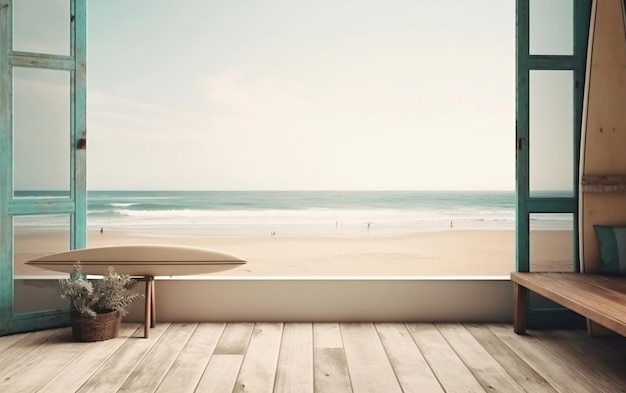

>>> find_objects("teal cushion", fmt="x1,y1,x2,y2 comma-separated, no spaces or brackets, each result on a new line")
594,225,626,274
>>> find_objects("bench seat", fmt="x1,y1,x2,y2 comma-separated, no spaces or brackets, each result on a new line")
511,272,626,336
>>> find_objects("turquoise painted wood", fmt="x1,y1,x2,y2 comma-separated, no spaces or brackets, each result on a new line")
515,0,530,273
10,53,75,70
8,200,77,215
0,0,10,335
527,198,577,213
73,0,88,250
528,56,579,69
572,0,593,271
516,0,592,328
516,0,591,273
0,0,87,335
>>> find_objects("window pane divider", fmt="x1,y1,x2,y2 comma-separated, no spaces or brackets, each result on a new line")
8,200,76,215
10,53,74,70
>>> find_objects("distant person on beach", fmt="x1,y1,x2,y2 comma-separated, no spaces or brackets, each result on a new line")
100,227,104,234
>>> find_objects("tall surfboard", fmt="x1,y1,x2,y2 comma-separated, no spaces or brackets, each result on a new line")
579,0,626,333
579,0,626,272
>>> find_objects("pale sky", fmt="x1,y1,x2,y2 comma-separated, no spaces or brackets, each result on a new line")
16,0,528,191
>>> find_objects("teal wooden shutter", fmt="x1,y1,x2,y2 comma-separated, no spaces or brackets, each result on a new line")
515,0,591,327
0,0,87,335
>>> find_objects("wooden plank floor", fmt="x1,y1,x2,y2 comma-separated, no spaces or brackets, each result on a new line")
1,323,626,393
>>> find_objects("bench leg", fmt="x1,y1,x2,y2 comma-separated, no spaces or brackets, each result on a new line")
150,278,156,328
513,282,528,335
144,275,155,338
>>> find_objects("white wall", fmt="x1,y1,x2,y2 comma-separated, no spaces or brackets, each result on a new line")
14,277,513,323
123,277,513,323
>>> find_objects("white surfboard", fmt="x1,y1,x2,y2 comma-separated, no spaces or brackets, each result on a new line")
26,244,246,276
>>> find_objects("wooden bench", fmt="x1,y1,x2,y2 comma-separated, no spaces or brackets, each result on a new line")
511,272,626,336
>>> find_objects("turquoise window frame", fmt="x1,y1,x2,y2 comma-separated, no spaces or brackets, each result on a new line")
0,0,87,335
516,0,591,272
516,0,592,327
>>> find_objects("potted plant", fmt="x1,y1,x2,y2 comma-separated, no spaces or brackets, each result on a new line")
59,263,142,342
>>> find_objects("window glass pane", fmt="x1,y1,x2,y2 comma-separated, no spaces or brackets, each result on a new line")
13,215,71,314
529,70,574,196
13,67,70,197
529,213,574,272
12,0,71,55
529,0,573,55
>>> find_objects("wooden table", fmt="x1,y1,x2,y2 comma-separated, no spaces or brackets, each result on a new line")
27,244,246,338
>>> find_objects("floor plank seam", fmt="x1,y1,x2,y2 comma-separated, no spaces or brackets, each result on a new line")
231,322,260,393
307,323,315,393
36,332,98,392
195,322,228,393
403,323,446,393
145,323,199,393
484,325,544,387
488,325,590,393
337,323,356,393
464,323,540,393
157,322,206,393
434,323,490,393
96,324,144,392
374,323,412,393
271,322,286,393
111,323,173,393
532,329,619,393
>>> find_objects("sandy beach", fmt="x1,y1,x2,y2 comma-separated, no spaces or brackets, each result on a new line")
14,229,573,277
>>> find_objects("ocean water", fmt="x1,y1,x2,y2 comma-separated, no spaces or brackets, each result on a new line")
14,190,573,236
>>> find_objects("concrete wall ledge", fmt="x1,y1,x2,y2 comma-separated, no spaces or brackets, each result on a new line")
122,277,513,323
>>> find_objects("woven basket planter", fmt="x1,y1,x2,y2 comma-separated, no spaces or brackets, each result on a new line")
71,310,122,342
